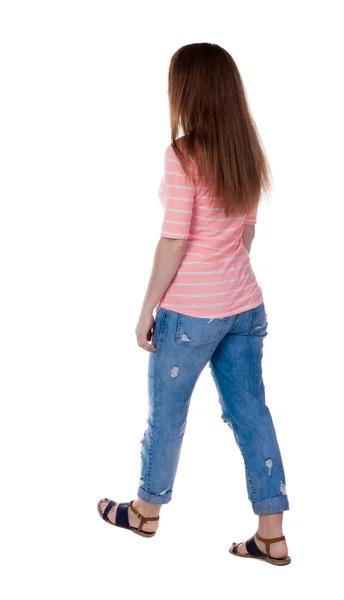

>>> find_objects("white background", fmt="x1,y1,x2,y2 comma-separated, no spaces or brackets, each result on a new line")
1,1,343,597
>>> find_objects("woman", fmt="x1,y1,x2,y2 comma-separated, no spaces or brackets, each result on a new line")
98,42,291,566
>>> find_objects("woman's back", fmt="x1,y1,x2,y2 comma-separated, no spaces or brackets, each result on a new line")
157,143,263,319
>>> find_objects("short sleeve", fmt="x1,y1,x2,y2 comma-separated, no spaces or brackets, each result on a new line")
159,144,196,239
244,209,257,225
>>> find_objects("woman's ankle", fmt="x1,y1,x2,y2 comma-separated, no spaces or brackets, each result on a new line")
257,512,284,538
134,498,161,516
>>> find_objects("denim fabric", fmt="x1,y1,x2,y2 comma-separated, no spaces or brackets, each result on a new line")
137,302,289,515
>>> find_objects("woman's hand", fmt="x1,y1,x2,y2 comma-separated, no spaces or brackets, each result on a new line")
135,310,156,352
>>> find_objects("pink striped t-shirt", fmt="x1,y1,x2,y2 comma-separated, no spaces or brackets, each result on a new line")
156,143,264,318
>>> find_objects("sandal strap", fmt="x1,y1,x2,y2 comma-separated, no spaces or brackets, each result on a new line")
115,502,131,529
255,532,285,544
103,499,116,522
129,500,159,532
245,535,267,558
255,532,285,558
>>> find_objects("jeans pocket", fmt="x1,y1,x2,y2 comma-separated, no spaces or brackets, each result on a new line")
250,302,268,336
175,313,224,349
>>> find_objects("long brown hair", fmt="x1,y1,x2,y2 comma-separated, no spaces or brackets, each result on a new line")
168,43,272,217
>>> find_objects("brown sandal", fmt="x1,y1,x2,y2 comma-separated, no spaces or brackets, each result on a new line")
229,531,291,565
97,498,159,538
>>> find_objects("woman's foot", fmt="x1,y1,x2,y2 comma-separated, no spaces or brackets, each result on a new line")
236,511,288,559
235,533,288,559
98,498,161,533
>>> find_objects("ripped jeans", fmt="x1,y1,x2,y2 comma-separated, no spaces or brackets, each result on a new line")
137,302,289,515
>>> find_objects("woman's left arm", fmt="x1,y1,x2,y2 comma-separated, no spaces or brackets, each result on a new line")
135,237,186,352
135,143,195,352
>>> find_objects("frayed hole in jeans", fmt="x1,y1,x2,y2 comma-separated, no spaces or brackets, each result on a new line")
265,458,273,475
180,333,191,341
170,366,179,378
280,481,286,495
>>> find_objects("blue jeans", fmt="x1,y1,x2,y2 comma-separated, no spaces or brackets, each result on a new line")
137,302,289,515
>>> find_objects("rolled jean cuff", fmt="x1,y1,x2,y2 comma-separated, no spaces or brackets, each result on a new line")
137,486,172,505
252,494,289,515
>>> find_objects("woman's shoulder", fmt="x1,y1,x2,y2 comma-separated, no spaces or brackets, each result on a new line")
165,137,197,178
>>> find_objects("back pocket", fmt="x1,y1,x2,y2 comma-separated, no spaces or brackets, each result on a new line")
175,313,224,349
